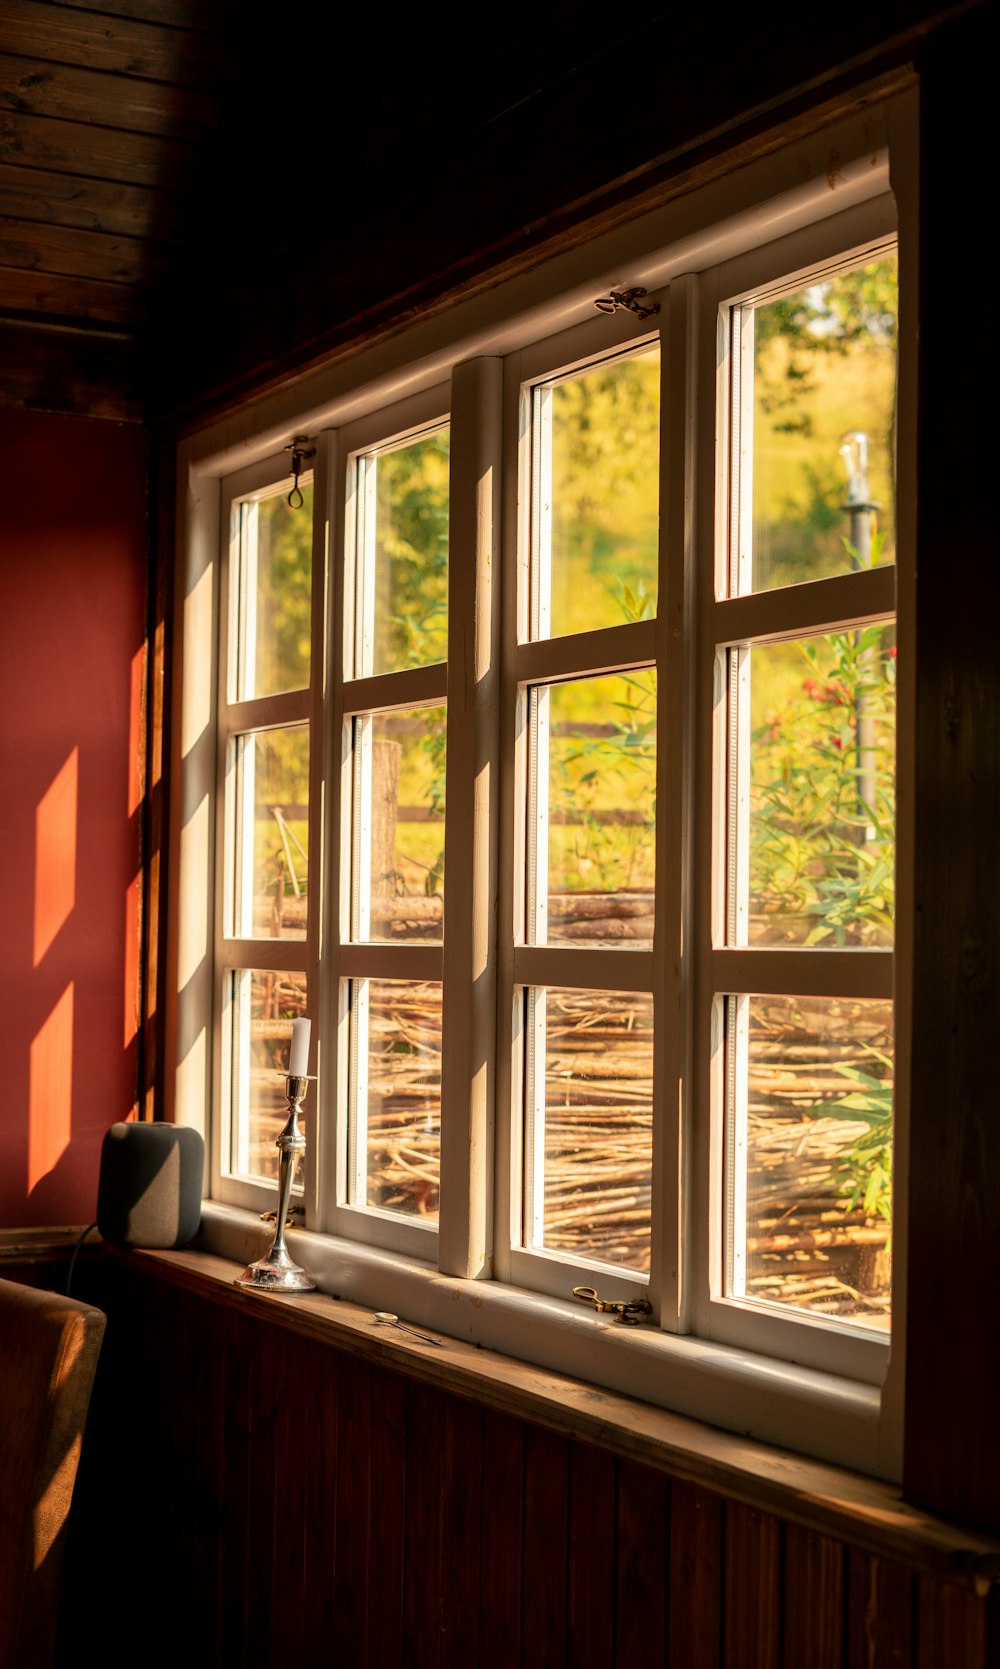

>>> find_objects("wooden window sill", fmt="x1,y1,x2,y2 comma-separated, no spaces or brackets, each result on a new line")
107,1241,1000,1594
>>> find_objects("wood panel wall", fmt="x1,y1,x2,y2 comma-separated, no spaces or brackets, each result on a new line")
905,2,1000,1540
53,1257,997,1669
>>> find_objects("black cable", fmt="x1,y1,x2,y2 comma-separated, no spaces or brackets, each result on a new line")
64,1222,99,1298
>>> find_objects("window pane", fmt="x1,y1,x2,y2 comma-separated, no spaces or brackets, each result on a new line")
727,994,892,1330
535,348,659,640
352,707,445,943
742,252,897,592
351,979,440,1221
237,482,313,698
525,987,653,1272
530,672,656,948
741,628,895,947
229,968,309,1184
230,726,309,939
359,429,449,676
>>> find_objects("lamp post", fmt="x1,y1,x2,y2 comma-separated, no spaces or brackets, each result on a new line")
839,431,880,841
838,430,879,567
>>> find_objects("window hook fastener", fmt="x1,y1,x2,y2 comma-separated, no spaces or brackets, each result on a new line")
594,286,660,320
284,435,316,509
572,1284,653,1325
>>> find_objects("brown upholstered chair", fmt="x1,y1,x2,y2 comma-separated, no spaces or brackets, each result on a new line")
0,1275,106,1669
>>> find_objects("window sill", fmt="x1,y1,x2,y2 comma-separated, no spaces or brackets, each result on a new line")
108,1217,999,1594
198,1202,884,1466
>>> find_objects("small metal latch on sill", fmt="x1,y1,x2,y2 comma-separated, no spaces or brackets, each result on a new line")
260,1204,305,1228
572,1285,653,1325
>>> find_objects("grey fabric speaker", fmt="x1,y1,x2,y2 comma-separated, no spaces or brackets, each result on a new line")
97,1122,204,1249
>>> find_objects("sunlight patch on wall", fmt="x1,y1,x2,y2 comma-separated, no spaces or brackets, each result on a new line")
29,982,74,1192
146,848,160,1022
125,871,142,1048
128,645,145,818
150,619,164,789
182,563,214,760
33,747,78,967
175,1026,207,1135
177,794,209,993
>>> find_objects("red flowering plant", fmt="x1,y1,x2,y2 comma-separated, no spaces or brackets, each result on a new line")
749,624,896,949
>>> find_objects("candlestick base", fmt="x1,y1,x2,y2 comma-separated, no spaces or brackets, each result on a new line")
236,1241,316,1292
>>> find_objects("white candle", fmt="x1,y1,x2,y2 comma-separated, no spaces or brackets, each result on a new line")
288,1017,311,1077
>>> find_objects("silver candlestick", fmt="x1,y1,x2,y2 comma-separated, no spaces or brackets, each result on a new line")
236,1074,316,1292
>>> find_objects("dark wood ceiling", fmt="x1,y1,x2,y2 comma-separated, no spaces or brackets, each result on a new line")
0,0,241,417
0,1,978,428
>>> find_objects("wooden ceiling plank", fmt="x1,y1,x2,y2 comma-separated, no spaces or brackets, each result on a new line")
0,110,196,188
0,261,143,323
0,212,170,283
0,160,184,239
0,52,221,139
49,0,243,35
0,1,233,88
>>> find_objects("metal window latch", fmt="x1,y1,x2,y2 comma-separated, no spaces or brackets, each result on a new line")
572,1285,653,1324
284,435,316,509
594,286,660,320
260,1204,305,1228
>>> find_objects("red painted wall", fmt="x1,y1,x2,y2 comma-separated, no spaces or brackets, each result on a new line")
0,408,148,1227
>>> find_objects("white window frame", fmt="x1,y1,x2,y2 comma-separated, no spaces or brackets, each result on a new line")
495,309,666,1311
691,214,902,1389
210,451,324,1217
167,89,917,1481
325,385,450,1262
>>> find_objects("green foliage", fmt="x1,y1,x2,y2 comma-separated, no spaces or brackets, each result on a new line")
549,352,660,635
252,484,313,696
754,257,898,436
375,434,449,672
548,577,657,894
549,668,657,894
820,1052,894,1225
751,256,898,589
416,708,446,898
750,622,896,947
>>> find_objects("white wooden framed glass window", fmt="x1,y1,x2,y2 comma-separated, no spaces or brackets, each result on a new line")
323,389,451,1261
212,451,325,1213
694,208,902,1386
495,309,669,1310
178,93,915,1474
